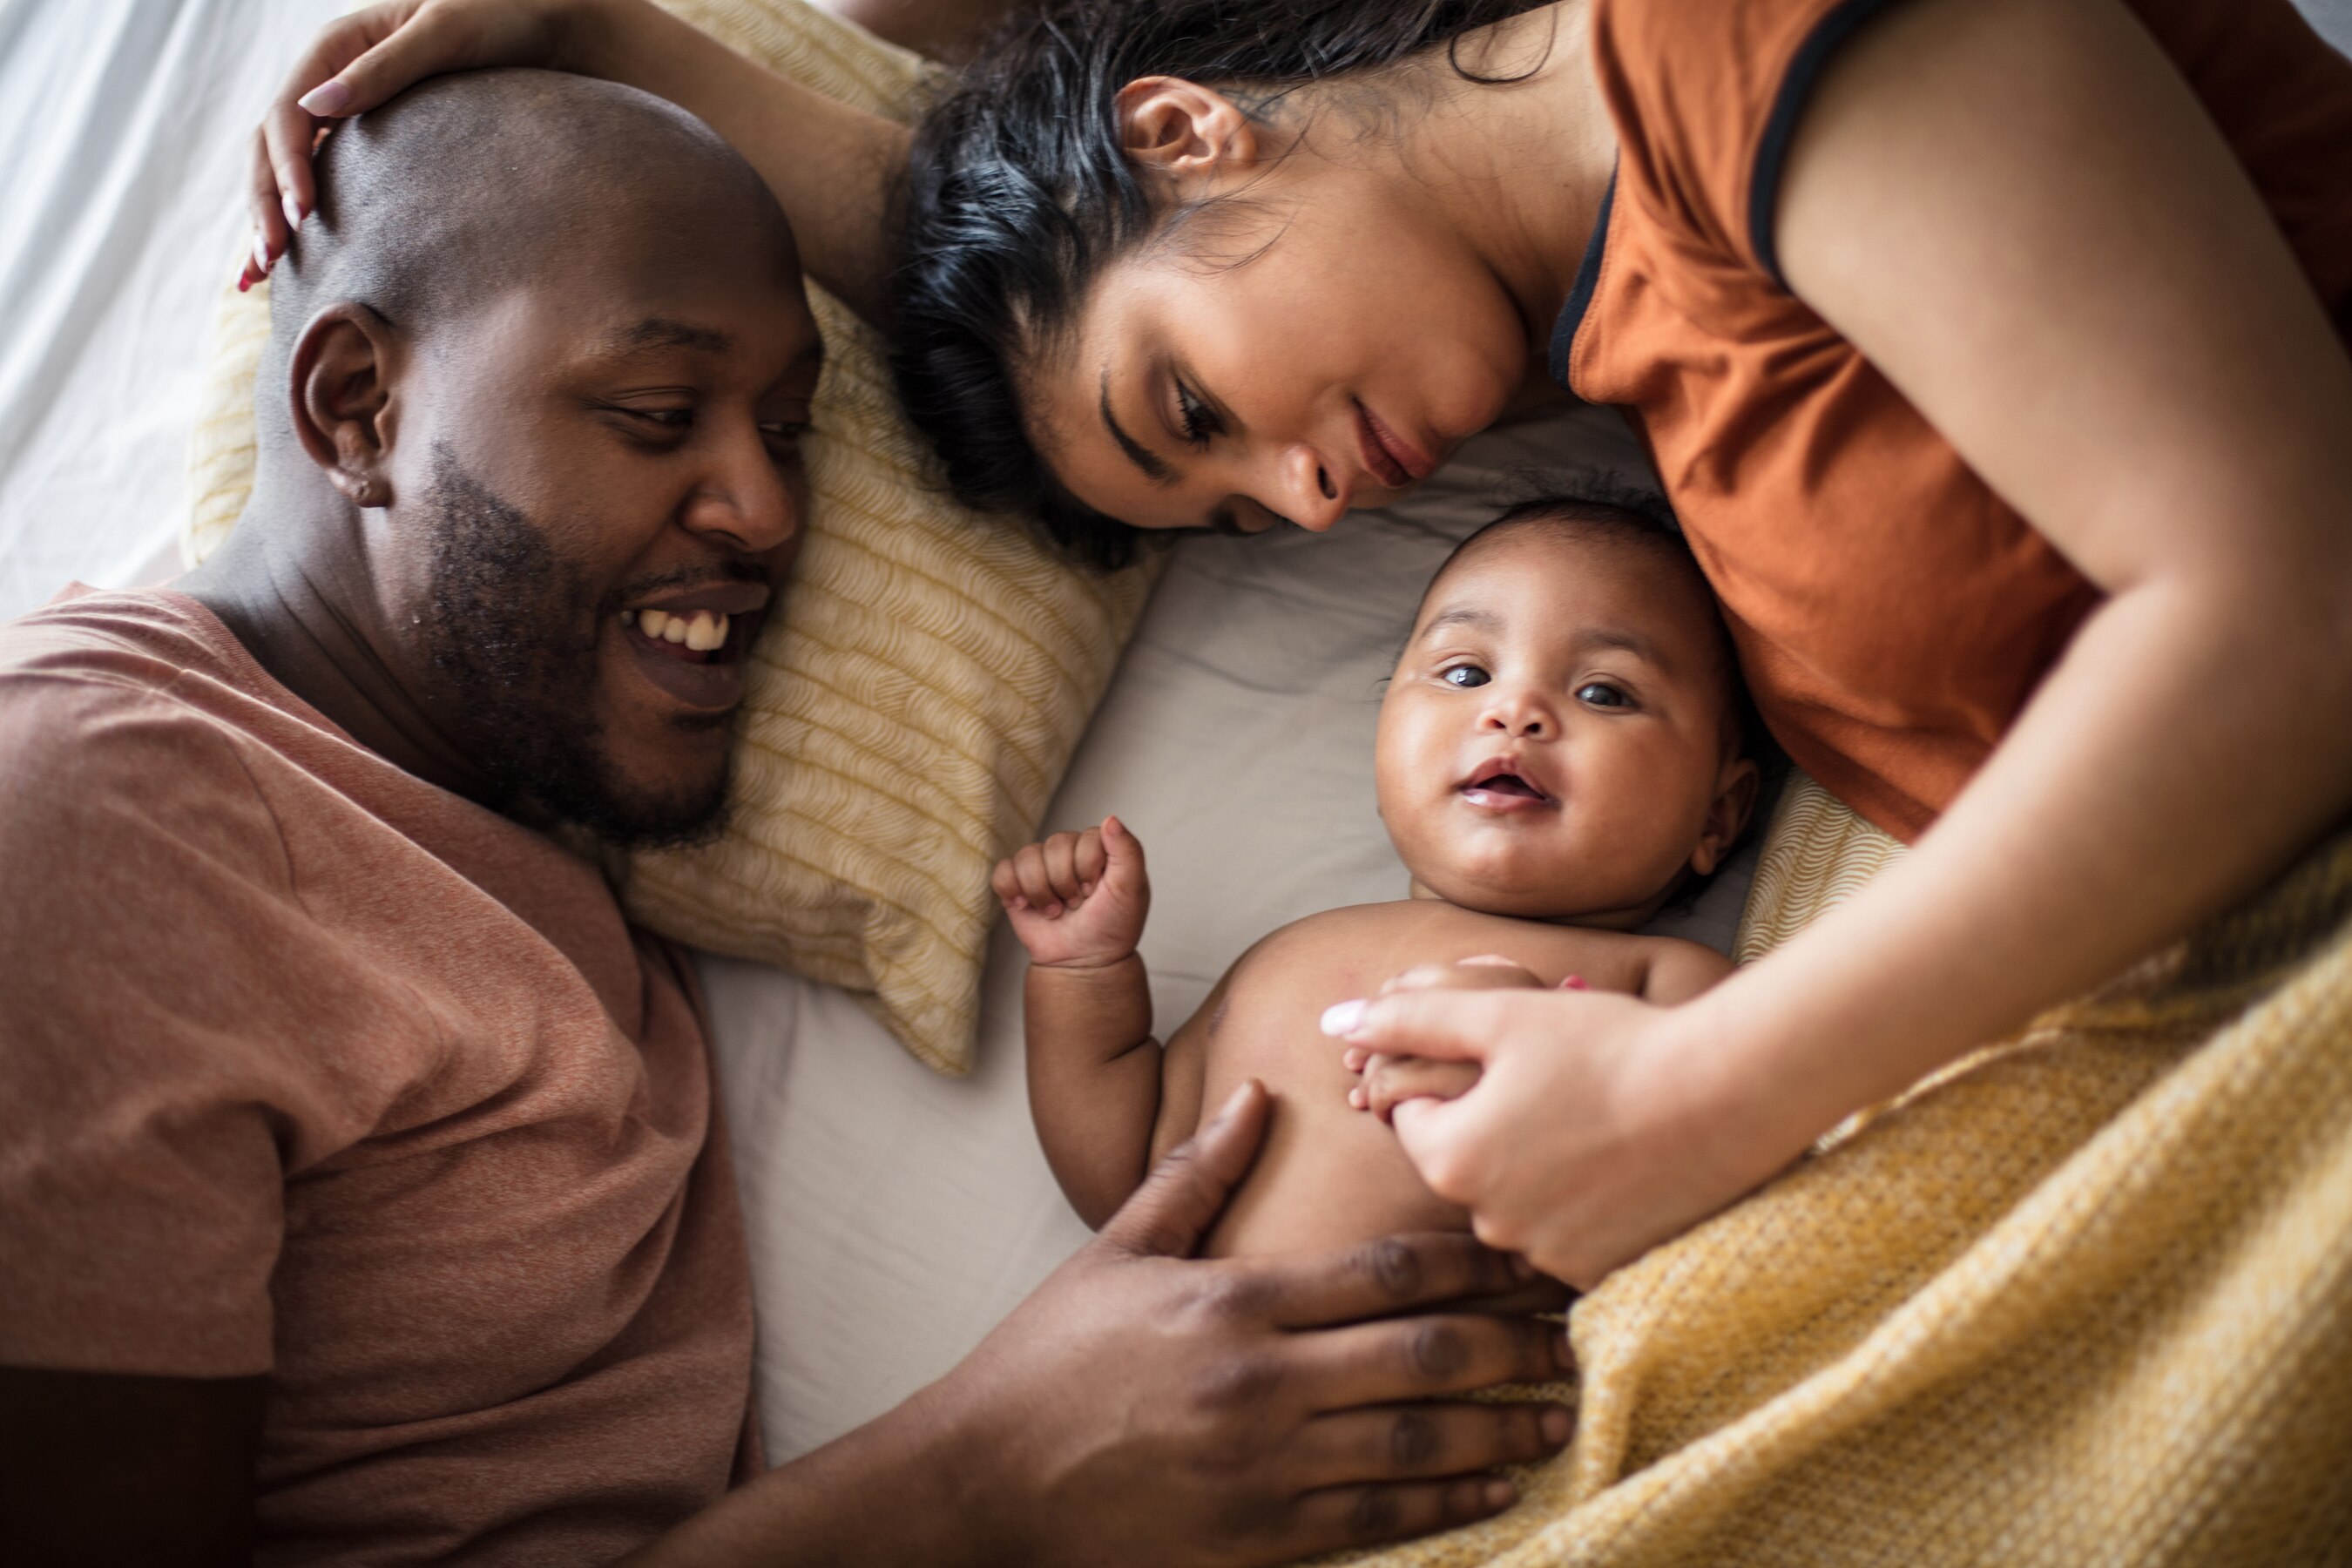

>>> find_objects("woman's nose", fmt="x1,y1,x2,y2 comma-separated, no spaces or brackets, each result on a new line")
1272,439,1348,532
680,422,799,554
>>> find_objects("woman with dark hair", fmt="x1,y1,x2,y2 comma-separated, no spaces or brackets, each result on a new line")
253,0,2352,1295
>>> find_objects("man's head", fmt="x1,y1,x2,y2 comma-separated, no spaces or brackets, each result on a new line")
1375,497,1761,927
260,69,820,847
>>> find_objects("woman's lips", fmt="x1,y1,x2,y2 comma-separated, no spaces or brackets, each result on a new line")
1355,401,1432,490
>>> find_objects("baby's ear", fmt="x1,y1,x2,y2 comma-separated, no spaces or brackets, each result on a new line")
1690,756,1762,877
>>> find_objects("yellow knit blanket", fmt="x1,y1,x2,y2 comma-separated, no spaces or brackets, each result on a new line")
1345,783,2352,1565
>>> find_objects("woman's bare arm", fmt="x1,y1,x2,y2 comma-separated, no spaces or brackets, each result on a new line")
1735,0,2352,1140
1342,0,2352,1288
249,0,912,321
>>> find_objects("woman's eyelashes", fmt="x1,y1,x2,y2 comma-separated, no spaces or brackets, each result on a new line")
1174,375,1223,445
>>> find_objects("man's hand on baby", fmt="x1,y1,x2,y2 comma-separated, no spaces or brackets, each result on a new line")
993,815,1151,969
935,1082,1575,1566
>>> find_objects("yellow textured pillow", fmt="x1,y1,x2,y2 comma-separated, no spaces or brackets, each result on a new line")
183,0,1157,1075
1733,772,1907,964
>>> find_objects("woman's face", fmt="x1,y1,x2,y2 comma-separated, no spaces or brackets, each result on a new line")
1026,113,1536,534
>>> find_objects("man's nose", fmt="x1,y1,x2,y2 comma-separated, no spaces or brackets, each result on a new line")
679,421,799,554
1271,439,1348,533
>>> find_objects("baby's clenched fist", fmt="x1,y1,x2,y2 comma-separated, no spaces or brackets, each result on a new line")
993,815,1152,970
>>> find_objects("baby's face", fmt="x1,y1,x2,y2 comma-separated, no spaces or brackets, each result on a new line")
1375,522,1752,925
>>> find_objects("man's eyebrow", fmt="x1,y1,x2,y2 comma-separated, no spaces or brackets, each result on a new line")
1100,368,1176,488
612,317,733,355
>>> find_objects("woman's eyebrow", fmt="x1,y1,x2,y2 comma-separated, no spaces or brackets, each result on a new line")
1100,367,1178,487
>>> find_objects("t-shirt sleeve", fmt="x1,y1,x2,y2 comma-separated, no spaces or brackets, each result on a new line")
0,672,306,1376
1592,0,1916,284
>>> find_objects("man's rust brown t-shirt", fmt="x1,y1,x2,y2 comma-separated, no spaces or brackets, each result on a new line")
1559,0,2352,839
0,589,757,1563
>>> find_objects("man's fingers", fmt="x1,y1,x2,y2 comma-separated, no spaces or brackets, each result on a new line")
1288,1401,1571,1490
1283,1475,1520,1556
1095,1081,1267,1259
1292,1312,1569,1409
1261,1233,1536,1328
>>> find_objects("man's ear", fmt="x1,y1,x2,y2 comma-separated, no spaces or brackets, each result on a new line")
1113,76,1262,188
287,305,402,510
1689,756,1763,877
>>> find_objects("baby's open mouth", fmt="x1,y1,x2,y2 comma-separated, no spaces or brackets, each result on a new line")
1459,757,1555,809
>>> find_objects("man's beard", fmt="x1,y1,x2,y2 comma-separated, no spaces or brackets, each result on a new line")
415,445,731,850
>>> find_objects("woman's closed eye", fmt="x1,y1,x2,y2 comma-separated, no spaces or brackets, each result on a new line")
1175,376,1223,445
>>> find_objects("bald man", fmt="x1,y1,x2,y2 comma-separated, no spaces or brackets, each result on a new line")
0,69,1568,1568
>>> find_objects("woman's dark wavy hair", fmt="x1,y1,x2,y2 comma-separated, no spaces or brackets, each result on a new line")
892,0,1550,570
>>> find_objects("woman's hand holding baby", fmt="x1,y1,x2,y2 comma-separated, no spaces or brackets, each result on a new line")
1328,971,1786,1292
994,815,1152,970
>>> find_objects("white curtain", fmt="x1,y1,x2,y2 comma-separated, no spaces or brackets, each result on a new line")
0,0,350,618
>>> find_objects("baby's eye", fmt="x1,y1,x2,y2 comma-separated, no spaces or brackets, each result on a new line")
1576,681,1631,708
1443,665,1491,689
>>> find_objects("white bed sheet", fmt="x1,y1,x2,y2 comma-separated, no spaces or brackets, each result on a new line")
703,403,1767,1463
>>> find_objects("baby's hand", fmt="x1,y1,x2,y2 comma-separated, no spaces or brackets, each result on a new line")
993,815,1152,970
1348,1054,1484,1124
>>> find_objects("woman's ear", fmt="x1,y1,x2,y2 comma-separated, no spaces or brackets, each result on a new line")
1689,756,1762,877
287,305,402,510
1114,76,1262,186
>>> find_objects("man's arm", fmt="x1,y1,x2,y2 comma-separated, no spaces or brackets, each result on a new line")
619,1085,1574,1567
0,1369,266,1568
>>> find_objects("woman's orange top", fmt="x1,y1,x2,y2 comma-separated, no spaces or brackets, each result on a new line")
1559,0,2352,841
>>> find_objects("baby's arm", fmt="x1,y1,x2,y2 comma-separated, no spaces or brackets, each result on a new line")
1638,938,1736,1006
995,817,1165,1229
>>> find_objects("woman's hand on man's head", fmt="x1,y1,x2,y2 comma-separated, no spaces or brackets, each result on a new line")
245,0,582,288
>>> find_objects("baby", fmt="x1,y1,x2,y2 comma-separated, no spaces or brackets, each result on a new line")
994,497,1761,1264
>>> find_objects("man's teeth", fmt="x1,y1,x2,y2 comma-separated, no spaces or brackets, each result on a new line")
631,608,731,652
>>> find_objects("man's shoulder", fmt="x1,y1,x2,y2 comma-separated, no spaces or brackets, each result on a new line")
0,589,285,868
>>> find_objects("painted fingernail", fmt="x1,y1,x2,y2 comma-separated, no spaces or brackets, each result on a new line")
298,79,351,116
1560,975,1588,991
1540,1407,1572,1444
1319,998,1367,1037
282,192,304,231
252,232,271,274
1484,1479,1516,1510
